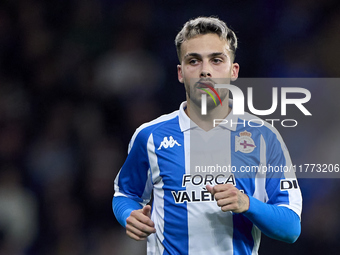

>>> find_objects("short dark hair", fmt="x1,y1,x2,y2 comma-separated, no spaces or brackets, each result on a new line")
175,16,238,62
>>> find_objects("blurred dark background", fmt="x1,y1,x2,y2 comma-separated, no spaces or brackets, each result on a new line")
0,0,339,254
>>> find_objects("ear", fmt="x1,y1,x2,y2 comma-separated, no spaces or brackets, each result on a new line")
177,65,184,83
231,63,239,81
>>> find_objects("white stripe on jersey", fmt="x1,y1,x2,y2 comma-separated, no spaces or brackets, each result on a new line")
187,129,233,255
253,135,268,203
251,135,267,255
147,134,165,255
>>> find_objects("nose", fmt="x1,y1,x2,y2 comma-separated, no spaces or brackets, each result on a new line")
200,61,212,78
200,71,211,78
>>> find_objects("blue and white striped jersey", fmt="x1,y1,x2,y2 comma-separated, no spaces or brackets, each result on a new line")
114,101,302,255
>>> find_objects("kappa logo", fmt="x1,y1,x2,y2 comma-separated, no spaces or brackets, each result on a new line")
235,131,256,153
158,136,181,150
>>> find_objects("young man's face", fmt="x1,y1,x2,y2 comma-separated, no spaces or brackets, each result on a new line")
177,33,239,110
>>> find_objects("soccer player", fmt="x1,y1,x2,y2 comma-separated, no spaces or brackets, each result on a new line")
112,17,302,255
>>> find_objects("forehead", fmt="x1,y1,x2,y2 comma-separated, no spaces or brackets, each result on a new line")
180,33,230,59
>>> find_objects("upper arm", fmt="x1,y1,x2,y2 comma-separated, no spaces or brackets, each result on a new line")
114,130,153,206
264,130,302,218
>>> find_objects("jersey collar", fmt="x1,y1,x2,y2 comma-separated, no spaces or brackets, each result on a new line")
179,100,239,132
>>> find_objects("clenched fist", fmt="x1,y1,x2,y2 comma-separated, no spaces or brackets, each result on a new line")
126,205,156,240
206,184,250,213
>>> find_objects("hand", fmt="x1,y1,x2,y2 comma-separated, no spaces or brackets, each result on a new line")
206,184,250,213
126,205,156,240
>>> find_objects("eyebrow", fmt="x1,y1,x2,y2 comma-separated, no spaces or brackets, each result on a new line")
183,52,228,59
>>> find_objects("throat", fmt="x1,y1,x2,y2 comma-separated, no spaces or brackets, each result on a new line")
185,100,230,131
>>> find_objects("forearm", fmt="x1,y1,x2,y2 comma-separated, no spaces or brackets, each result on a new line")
243,195,301,243
112,196,143,227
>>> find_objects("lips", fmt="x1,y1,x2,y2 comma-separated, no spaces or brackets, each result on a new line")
197,81,215,90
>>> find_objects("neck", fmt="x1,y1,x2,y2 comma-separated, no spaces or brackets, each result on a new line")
185,97,230,131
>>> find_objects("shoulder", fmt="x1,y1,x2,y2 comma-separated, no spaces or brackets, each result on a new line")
128,110,180,150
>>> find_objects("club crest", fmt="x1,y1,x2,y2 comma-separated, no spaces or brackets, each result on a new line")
235,131,256,153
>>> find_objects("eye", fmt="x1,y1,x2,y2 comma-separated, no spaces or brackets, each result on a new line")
189,59,199,65
212,58,223,64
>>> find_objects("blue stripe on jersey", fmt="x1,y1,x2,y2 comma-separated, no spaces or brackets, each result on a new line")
263,122,290,206
231,119,261,180
117,127,152,202
230,120,258,254
152,116,188,255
